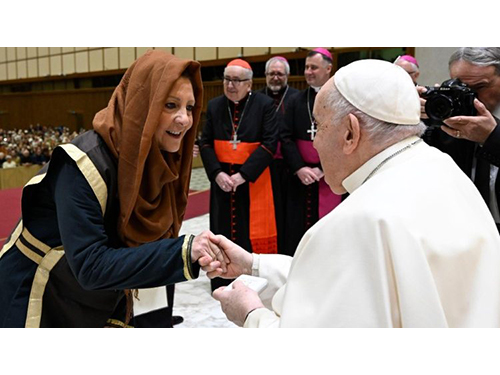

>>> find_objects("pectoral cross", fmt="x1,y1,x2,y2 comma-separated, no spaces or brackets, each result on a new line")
230,133,241,150
307,121,317,141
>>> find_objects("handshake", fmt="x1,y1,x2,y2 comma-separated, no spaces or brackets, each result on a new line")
190,230,252,280
190,231,267,326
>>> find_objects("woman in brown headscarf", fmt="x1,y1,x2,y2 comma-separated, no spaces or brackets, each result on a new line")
0,50,226,328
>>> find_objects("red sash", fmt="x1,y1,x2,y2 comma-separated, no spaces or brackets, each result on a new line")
214,140,277,254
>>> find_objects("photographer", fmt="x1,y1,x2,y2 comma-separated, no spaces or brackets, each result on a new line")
419,47,500,232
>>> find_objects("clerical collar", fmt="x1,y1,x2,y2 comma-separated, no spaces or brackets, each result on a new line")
342,136,423,194
267,86,287,96
310,85,321,92
229,92,250,108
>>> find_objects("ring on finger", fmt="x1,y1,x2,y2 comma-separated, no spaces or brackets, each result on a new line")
456,130,461,138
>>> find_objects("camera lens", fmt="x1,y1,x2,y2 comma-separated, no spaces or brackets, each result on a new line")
425,94,454,121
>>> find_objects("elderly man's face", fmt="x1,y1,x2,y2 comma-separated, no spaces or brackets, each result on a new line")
223,66,252,103
450,60,500,113
395,60,419,84
305,54,332,88
313,79,349,195
266,61,288,92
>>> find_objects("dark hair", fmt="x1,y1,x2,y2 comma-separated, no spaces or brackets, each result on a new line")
307,50,333,65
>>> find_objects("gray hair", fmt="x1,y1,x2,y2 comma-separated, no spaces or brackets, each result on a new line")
265,57,290,75
326,83,426,147
449,47,500,75
224,66,253,80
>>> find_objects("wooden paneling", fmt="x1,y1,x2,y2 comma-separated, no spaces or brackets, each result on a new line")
0,164,42,190
0,76,307,131
0,88,114,131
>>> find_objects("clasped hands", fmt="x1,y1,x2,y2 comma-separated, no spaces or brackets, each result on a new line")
190,231,265,326
296,166,324,185
215,172,246,193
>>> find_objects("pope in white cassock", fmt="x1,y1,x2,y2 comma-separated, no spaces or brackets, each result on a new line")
210,59,500,328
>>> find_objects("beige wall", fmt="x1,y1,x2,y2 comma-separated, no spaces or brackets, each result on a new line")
0,47,298,81
414,47,457,86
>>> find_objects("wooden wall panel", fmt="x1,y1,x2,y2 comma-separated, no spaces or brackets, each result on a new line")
16,47,26,59
119,47,136,69
28,59,38,78
7,48,16,60
89,49,103,72
174,47,194,60
196,47,216,61
0,64,6,80
7,62,16,80
50,55,62,75
0,88,114,131
38,47,49,57
27,48,37,58
0,76,308,131
17,61,27,79
104,48,119,70
63,54,76,75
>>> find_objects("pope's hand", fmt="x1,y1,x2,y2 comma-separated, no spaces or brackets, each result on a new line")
206,233,253,279
191,231,229,274
212,281,265,327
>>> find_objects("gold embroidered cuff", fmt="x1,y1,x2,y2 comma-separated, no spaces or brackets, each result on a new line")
182,234,196,280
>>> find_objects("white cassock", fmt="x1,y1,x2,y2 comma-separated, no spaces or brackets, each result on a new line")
245,136,500,328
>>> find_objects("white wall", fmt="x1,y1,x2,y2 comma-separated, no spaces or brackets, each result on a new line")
415,47,458,86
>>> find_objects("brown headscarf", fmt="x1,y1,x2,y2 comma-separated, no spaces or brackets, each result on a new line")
93,50,203,246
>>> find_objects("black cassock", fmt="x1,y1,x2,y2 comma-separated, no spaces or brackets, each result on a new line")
258,85,300,255
281,87,342,256
200,92,278,290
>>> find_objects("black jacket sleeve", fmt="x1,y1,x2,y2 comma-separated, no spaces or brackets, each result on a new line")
477,117,500,167
51,155,199,291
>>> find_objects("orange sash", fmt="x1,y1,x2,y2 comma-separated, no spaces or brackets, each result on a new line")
214,140,277,254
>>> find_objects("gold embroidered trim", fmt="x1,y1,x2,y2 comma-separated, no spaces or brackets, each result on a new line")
23,227,51,254
59,144,108,216
182,235,194,280
16,239,43,265
25,248,65,328
105,319,134,328
25,173,47,187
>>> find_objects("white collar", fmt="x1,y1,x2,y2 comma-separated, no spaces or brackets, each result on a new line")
342,136,421,194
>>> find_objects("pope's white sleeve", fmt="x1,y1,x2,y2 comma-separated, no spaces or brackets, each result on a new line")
243,307,280,328
252,253,292,307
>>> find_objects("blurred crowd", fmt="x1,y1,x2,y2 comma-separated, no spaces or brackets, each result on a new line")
0,124,85,169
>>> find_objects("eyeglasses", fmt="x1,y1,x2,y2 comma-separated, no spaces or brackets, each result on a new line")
223,77,250,86
266,72,286,78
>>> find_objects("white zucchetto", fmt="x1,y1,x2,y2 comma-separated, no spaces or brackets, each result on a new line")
334,59,421,125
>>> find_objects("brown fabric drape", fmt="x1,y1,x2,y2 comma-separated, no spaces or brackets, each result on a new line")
93,50,203,246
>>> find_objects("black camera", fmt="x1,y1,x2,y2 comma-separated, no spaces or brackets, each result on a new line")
423,78,477,126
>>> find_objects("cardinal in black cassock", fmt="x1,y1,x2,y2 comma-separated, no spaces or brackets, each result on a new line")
200,59,279,291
